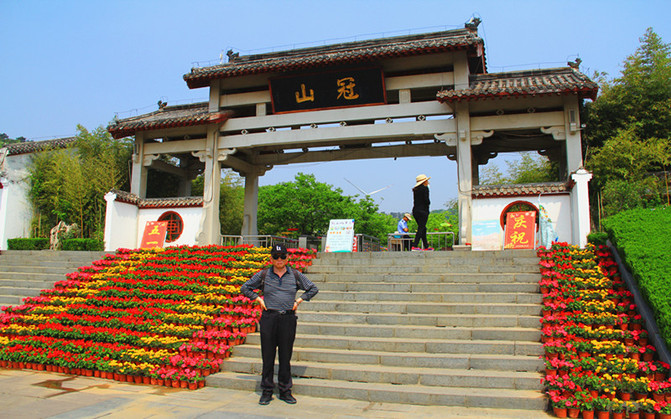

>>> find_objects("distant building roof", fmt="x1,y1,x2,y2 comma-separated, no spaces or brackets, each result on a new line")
472,181,572,198
184,28,485,88
3,137,76,156
110,189,203,209
107,102,231,139
437,67,598,103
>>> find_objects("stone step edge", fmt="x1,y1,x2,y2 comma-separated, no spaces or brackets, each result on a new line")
297,310,541,320
237,342,543,361
222,356,542,380
297,321,540,333
206,372,547,410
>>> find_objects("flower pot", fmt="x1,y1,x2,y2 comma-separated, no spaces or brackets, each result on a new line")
643,353,653,362
619,392,631,401
172,380,179,388
659,414,671,419
180,380,187,388
582,410,594,419
641,413,654,419
188,382,198,390
134,375,142,384
634,392,648,400
568,408,581,418
553,406,568,418
143,376,150,385
612,413,624,419
628,413,639,419
597,411,609,419
653,393,664,402
546,368,557,377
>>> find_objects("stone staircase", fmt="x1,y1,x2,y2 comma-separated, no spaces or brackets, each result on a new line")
0,250,111,308
208,249,547,411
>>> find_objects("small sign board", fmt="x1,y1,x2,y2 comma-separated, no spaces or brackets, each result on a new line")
324,219,355,253
140,221,168,249
504,211,536,249
270,67,386,114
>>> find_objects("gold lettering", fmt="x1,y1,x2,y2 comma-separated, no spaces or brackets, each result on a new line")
337,77,359,100
510,231,529,245
149,225,161,235
295,84,315,103
513,215,528,229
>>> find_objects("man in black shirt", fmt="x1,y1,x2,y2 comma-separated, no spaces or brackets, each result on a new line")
241,244,319,405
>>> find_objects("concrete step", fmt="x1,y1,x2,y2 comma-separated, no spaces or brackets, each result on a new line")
305,300,541,316
0,295,23,306
207,371,547,410
0,272,70,281
316,290,542,304
0,286,42,297
0,250,111,262
296,322,541,342
221,356,542,390
306,272,541,284
0,279,58,289
230,343,542,372
0,265,85,274
297,310,540,328
244,334,542,357
316,281,539,293
306,264,540,274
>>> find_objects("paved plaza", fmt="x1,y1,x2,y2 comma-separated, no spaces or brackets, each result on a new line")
0,368,554,419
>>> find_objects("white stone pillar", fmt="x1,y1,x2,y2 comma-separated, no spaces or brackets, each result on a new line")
130,133,148,198
194,127,222,245
241,172,259,237
564,98,583,173
571,168,593,248
455,102,473,245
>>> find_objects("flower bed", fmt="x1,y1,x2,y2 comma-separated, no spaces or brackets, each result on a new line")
540,242,671,418
0,244,317,390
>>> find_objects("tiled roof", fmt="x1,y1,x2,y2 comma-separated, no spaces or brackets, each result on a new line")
184,29,484,88
107,102,231,139
437,67,598,102
472,181,572,198
3,137,76,156
111,189,203,208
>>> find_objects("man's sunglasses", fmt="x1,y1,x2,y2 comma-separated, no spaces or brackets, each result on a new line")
271,253,287,259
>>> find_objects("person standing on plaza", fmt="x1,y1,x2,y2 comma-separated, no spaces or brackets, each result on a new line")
241,244,319,405
396,213,412,251
412,174,432,251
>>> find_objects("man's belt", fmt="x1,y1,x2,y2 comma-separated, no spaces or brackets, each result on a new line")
265,309,295,315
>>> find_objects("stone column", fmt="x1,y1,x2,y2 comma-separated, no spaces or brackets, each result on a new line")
564,98,583,173
241,172,259,237
571,168,593,248
193,126,222,245
130,133,148,198
455,102,473,245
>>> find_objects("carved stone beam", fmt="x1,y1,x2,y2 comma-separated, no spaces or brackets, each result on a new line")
541,126,566,141
142,154,160,167
216,148,238,161
192,149,212,163
470,130,494,145
435,130,493,146
476,151,498,165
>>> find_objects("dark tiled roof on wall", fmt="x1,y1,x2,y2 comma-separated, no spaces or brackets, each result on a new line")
184,29,484,88
107,102,231,139
3,137,76,156
111,189,203,208
437,67,598,102
472,181,572,198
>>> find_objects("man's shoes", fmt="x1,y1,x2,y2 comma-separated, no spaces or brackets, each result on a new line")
279,392,297,404
411,247,422,251
259,391,273,405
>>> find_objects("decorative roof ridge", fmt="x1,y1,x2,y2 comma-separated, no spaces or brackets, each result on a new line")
3,137,77,156
111,101,209,125
471,66,582,80
225,28,474,64
474,181,569,190
472,181,572,198
110,189,203,208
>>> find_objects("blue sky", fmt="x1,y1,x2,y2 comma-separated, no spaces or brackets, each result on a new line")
2,1,670,212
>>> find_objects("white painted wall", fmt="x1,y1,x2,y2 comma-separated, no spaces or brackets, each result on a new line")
104,193,139,251
0,154,36,249
471,193,572,251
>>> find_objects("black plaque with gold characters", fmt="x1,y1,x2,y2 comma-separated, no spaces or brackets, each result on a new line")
270,67,386,114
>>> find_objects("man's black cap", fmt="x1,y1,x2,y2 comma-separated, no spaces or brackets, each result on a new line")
270,243,288,256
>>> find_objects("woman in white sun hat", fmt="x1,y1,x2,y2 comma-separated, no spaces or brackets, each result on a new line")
411,174,432,250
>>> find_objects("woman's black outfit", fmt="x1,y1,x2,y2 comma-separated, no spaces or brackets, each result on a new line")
412,184,430,248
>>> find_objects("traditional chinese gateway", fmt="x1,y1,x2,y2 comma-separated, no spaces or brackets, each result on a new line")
100,18,597,251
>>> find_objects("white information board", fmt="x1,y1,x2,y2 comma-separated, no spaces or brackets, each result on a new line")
324,219,355,252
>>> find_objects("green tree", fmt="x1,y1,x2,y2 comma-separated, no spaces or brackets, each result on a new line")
479,152,558,185
28,125,132,239
583,28,671,224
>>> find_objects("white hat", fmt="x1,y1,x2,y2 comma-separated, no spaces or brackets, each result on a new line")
403,213,412,219
414,174,431,188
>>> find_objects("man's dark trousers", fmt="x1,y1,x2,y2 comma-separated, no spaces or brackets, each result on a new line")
260,310,297,393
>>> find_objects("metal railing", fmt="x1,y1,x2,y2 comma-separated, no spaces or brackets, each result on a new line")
221,234,323,250
387,231,456,251
356,234,381,252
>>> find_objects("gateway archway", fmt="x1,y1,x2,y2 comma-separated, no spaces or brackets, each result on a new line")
105,19,597,250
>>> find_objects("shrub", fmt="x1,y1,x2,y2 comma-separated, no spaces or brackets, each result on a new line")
62,238,104,251
7,238,49,250
603,206,671,347
587,232,609,246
